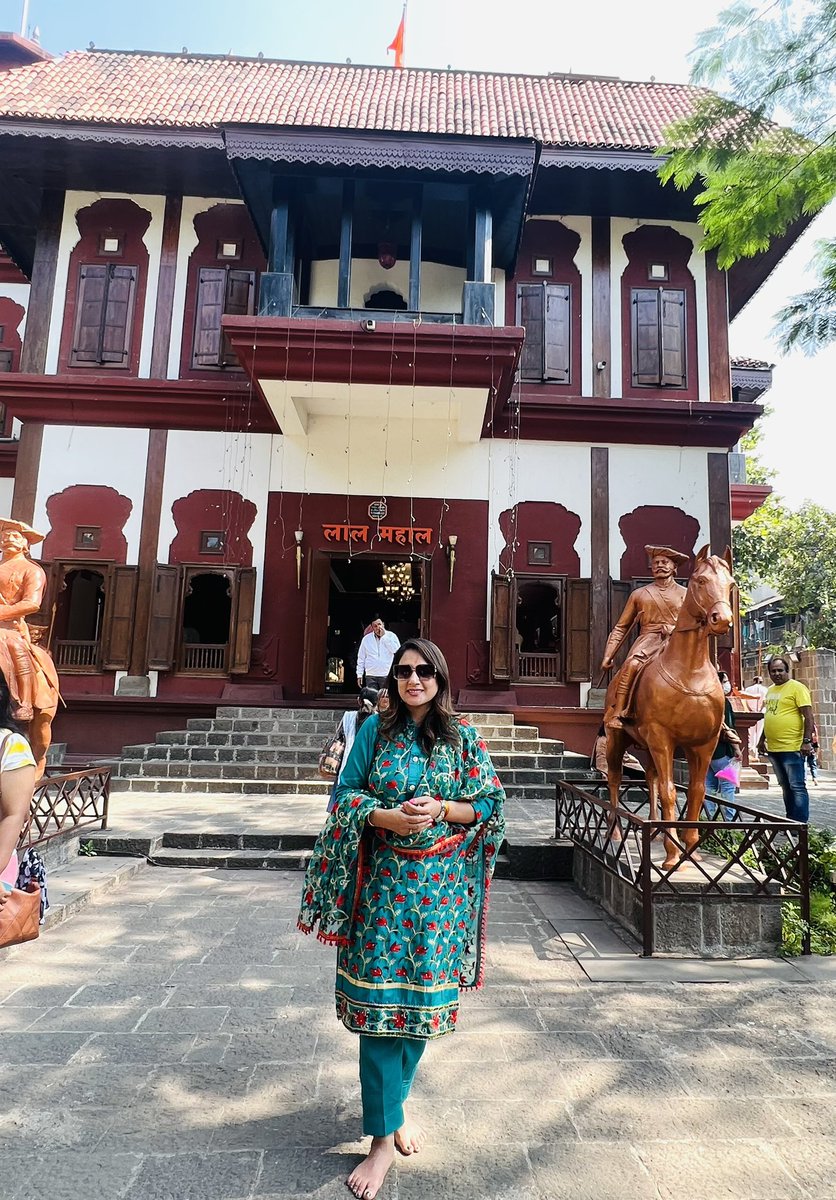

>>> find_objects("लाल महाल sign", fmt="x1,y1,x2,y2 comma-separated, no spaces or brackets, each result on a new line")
321,523,434,546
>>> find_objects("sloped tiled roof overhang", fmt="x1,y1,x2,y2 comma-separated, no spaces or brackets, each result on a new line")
0,50,709,150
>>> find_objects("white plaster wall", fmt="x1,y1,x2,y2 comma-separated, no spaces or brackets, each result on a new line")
31,425,150,561
0,281,30,342
44,190,166,377
167,198,245,379
610,217,710,402
309,259,468,314
0,478,14,517
607,444,712,570
522,215,593,394
159,430,272,633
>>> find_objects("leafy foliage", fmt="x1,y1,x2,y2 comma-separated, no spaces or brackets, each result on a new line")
659,0,836,353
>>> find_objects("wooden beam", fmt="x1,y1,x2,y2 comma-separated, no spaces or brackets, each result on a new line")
129,429,168,677
707,451,732,555
10,420,43,525
19,190,64,375
149,194,182,380
268,178,292,274
472,205,492,284
591,216,611,399
337,180,354,309
590,446,609,673
706,250,731,402
408,185,422,312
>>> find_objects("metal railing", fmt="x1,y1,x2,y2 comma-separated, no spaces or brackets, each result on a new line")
53,639,100,670
20,767,111,849
556,777,811,956
181,643,227,672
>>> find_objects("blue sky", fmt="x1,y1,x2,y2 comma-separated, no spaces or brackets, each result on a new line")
3,0,834,510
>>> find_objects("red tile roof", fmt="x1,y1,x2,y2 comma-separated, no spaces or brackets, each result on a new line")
731,356,773,371
0,49,710,150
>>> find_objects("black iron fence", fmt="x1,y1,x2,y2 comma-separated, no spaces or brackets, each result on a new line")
20,767,111,849
556,777,811,956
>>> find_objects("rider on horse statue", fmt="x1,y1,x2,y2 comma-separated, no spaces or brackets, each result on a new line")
601,545,690,730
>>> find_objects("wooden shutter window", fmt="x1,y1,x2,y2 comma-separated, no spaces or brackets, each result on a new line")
517,284,545,382
70,263,137,368
229,566,257,674
608,579,636,672
147,564,181,671
100,565,139,670
193,267,255,369
0,349,13,372
489,572,514,682
544,283,571,382
631,286,686,388
565,578,592,682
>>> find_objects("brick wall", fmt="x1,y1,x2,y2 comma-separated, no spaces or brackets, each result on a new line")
795,648,836,769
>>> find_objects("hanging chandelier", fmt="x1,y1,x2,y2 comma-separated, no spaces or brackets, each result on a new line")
377,561,416,602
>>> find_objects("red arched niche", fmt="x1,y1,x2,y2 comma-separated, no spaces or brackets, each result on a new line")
168,490,256,566
618,505,700,579
499,501,581,574
620,224,699,402
505,219,583,393
0,296,25,370
179,204,266,380
43,485,133,562
58,198,152,375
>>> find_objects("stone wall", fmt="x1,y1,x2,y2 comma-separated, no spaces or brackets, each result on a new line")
795,648,836,769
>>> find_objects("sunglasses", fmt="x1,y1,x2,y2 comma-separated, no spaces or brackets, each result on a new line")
393,663,437,681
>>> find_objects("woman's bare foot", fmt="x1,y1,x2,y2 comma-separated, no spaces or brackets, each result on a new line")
346,1135,395,1199
394,1107,426,1156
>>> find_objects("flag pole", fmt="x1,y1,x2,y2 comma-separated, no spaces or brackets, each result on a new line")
20,0,31,37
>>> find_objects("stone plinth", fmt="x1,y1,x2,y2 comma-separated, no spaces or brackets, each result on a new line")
573,844,785,957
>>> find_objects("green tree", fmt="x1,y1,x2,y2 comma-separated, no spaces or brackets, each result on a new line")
659,0,836,354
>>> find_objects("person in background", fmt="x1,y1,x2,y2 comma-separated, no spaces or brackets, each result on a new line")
746,675,769,761
805,724,819,786
592,725,642,776
0,670,37,900
356,619,400,690
376,687,389,713
758,656,814,822
299,638,505,1200
705,671,742,820
326,688,379,813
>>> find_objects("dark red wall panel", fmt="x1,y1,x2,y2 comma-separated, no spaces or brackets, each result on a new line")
42,484,133,562
167,488,256,566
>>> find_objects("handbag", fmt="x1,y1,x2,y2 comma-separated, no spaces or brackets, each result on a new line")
318,719,347,780
0,882,41,949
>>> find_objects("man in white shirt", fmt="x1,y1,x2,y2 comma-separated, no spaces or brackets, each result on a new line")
356,619,400,689
746,675,769,760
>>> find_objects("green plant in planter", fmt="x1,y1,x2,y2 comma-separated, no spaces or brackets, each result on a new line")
79,840,97,857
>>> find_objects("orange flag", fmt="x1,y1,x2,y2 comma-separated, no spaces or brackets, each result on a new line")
387,6,406,68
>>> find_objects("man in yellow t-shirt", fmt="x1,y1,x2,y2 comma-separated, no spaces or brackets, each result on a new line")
758,656,814,822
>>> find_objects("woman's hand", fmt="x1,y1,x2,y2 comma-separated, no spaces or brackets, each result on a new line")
406,794,443,822
374,804,434,836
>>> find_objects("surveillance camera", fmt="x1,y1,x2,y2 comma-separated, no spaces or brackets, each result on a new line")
361,318,376,333
596,360,607,371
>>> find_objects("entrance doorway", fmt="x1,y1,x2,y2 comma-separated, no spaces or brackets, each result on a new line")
303,554,428,695
179,570,233,673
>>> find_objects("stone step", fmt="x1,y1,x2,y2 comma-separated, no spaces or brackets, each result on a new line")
161,832,316,850
121,734,561,760
147,846,314,869
211,707,517,725
110,777,333,795
117,746,566,771
116,758,571,786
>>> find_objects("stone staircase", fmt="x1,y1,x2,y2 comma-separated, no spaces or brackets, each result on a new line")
112,706,586,803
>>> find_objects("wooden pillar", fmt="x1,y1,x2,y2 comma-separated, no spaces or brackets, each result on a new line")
707,452,732,555
408,185,423,313
337,180,354,309
706,250,731,402
10,421,44,525
20,189,64,375
590,446,610,674
472,204,493,283
149,194,182,380
128,429,168,678
591,216,611,398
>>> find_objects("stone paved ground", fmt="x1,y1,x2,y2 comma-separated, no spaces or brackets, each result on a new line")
1,868,835,1199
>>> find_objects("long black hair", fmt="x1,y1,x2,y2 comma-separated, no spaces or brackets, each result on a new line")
379,637,459,755
354,686,379,733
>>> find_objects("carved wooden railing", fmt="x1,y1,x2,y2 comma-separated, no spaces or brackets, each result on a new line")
19,767,111,849
517,652,561,681
53,639,100,669
181,643,227,671
556,777,811,956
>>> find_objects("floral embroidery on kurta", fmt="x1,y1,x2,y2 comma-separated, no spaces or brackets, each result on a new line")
298,715,505,1040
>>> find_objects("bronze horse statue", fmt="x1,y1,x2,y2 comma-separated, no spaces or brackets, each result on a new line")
604,545,735,870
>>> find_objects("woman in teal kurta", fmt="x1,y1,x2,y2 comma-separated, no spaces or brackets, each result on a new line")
298,638,505,1200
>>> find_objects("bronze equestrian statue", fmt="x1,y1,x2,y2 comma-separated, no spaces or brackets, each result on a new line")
601,544,735,870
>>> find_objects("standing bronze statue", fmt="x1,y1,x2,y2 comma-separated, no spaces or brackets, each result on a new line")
0,519,60,776
601,545,735,870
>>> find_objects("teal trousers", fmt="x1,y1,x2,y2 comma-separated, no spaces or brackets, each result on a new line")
358,1034,426,1136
